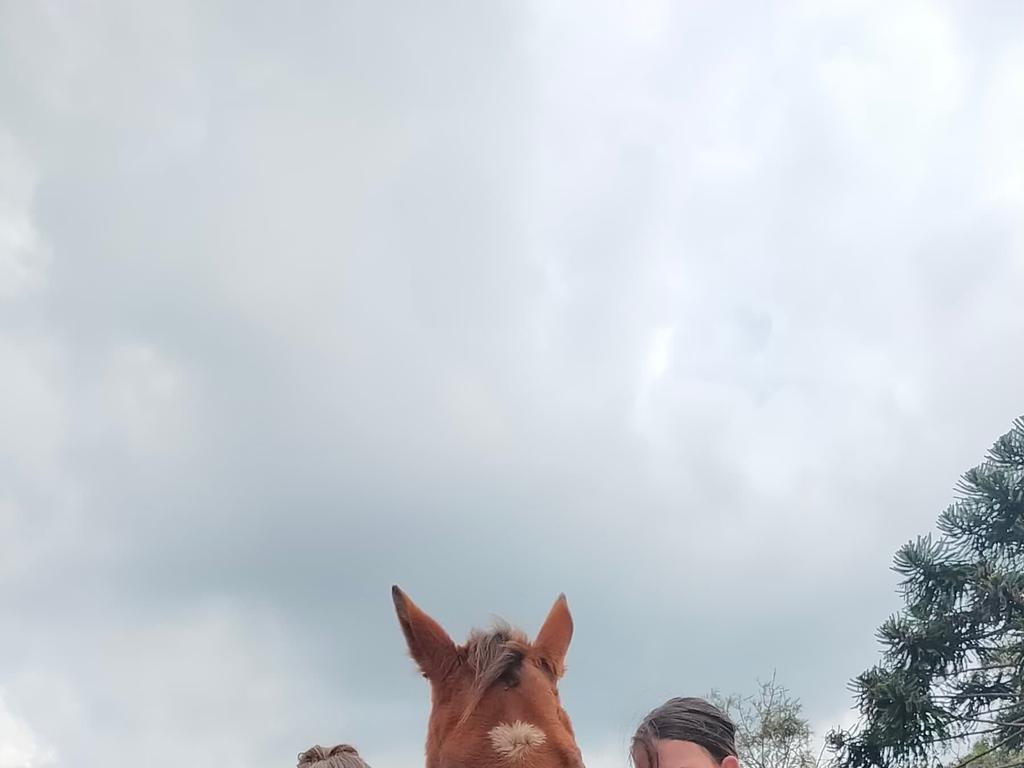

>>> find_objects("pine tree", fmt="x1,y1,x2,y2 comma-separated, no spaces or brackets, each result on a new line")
829,416,1024,768
944,739,1024,768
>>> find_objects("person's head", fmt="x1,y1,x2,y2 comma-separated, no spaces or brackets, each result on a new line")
296,744,370,768
631,697,739,768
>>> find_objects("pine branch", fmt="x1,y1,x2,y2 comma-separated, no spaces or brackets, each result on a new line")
950,730,1021,768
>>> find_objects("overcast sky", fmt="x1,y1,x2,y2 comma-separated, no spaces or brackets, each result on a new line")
2,2,1024,767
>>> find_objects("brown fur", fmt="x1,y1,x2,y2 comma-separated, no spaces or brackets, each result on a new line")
461,623,530,724
393,587,584,768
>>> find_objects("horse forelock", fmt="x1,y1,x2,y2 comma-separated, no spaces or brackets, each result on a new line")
459,622,530,723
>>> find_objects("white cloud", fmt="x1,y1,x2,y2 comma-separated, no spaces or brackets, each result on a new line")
0,334,65,481
981,42,1024,212
632,323,676,446
0,692,56,768
97,343,195,456
80,605,312,767
0,133,48,300
5,602,349,768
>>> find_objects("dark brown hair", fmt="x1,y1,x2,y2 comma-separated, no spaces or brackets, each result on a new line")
631,697,737,767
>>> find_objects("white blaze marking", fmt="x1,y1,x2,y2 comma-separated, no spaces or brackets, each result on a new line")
488,721,546,761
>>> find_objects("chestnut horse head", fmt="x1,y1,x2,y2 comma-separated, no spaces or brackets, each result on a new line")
392,586,584,768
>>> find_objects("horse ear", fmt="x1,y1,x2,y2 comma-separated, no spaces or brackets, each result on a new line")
534,593,573,678
392,586,457,680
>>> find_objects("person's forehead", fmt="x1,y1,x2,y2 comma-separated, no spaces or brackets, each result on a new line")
655,739,719,768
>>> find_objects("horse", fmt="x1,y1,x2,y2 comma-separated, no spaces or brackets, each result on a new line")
392,586,585,768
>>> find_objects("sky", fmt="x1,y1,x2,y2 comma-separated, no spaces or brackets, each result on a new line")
1,1,1024,767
